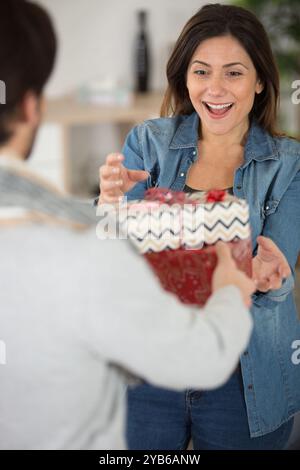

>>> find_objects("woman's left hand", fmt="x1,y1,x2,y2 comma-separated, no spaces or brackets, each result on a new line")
252,236,291,292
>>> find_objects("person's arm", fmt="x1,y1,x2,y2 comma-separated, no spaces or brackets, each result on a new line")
88,240,253,391
252,170,300,308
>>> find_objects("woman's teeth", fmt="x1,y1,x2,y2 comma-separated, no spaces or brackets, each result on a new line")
205,102,233,109
203,102,234,116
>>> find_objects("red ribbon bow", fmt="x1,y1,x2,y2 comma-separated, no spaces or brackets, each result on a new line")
144,188,188,204
205,189,226,203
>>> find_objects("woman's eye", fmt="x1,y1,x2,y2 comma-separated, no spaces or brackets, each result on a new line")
227,71,242,77
194,70,207,76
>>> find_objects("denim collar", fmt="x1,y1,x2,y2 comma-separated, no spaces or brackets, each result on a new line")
169,113,199,149
169,112,279,162
243,119,279,162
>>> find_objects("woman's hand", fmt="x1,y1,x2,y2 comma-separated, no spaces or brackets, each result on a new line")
213,242,256,308
252,236,291,292
99,153,149,204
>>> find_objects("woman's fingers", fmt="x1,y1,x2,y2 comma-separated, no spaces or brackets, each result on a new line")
100,164,121,179
128,169,150,183
100,178,123,192
278,261,291,278
106,152,124,166
268,273,284,290
99,152,150,204
255,281,270,292
99,193,124,204
255,272,283,292
100,154,124,181
99,153,126,203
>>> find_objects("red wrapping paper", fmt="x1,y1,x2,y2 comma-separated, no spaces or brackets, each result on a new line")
144,239,252,307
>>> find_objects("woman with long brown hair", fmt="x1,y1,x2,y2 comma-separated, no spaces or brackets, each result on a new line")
99,4,300,449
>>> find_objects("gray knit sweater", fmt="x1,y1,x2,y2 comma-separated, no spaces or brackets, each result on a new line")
0,159,252,449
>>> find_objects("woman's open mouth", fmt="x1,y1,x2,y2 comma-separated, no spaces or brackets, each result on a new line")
202,101,234,119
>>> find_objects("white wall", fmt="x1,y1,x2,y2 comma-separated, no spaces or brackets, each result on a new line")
37,0,225,97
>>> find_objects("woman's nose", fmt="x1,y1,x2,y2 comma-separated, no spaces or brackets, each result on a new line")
207,75,226,96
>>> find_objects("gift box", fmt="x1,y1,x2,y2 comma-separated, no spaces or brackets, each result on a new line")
119,188,252,307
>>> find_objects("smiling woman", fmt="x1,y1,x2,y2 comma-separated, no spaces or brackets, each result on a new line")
98,3,300,450
183,34,265,190
161,4,280,137
186,37,263,126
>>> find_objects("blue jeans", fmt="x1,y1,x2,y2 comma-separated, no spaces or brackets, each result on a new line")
126,368,293,450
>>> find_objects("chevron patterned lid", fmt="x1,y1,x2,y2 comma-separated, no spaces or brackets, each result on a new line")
118,189,250,254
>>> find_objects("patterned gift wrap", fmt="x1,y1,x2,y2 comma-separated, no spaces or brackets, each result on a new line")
119,188,252,306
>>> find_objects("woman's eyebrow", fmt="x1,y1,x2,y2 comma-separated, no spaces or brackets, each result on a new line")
191,60,249,70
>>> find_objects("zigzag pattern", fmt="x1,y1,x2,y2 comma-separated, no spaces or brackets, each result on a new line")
118,195,250,253
203,223,250,245
203,217,249,233
128,225,207,242
204,206,248,223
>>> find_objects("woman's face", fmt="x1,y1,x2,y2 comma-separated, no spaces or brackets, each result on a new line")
186,35,263,137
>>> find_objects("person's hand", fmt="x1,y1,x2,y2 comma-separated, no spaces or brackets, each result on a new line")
252,236,291,292
212,242,256,308
99,153,149,204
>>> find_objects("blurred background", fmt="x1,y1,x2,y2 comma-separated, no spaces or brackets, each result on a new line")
30,0,300,196
28,0,300,448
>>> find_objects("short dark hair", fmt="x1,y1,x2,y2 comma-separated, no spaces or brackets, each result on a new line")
0,0,57,144
161,3,280,136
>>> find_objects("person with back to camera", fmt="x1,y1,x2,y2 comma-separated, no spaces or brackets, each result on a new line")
0,0,259,450
99,3,300,450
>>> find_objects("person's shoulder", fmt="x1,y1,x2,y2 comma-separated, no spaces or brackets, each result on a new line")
273,134,300,158
136,114,191,137
127,114,196,150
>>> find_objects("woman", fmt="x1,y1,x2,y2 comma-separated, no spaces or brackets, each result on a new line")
99,4,300,449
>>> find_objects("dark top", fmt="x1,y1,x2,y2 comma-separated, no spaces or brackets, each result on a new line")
183,184,234,195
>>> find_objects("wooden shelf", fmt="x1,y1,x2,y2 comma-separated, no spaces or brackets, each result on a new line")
42,92,164,193
44,92,164,126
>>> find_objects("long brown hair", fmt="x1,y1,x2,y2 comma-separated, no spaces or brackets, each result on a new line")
161,3,281,136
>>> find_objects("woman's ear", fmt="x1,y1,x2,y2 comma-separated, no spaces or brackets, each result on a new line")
255,79,264,95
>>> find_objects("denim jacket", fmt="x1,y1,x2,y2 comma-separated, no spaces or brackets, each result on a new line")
122,112,300,437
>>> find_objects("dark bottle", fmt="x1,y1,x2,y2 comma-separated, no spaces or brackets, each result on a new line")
134,10,150,93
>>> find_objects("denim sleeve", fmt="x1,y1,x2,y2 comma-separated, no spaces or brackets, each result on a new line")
253,170,300,308
121,125,150,201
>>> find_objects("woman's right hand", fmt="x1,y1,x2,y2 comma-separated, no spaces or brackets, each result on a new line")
212,242,256,308
99,153,149,204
